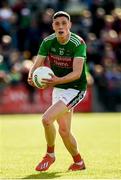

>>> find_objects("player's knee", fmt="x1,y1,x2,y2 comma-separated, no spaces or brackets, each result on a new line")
59,127,70,138
42,114,51,126
42,118,50,126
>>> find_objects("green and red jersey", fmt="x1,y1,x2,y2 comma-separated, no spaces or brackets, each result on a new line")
38,32,87,91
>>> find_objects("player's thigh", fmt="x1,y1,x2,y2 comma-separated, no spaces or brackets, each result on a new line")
57,109,73,133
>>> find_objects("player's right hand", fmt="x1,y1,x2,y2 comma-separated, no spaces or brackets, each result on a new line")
27,76,35,87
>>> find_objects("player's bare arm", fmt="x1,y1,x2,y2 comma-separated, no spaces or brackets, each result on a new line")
42,58,84,87
28,55,46,86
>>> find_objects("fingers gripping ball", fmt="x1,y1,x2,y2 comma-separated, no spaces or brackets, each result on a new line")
32,66,54,88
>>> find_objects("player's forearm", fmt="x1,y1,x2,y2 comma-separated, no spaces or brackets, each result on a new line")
58,71,81,84
28,55,45,77
57,59,83,84
28,62,41,77
28,66,36,77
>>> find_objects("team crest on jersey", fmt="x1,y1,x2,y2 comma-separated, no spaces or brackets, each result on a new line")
59,48,64,55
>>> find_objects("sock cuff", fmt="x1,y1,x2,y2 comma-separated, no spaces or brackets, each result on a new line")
47,145,55,153
73,153,82,163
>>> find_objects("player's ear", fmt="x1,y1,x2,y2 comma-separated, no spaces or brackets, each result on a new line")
69,21,72,29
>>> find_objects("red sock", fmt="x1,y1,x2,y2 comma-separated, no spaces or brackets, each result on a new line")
73,153,82,163
47,145,54,153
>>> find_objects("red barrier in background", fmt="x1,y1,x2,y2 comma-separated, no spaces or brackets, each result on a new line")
0,84,92,113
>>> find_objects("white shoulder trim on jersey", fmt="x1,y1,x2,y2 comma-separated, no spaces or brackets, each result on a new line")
74,34,85,42
70,35,81,46
74,57,85,59
71,33,85,44
70,39,80,46
71,35,81,44
44,34,56,42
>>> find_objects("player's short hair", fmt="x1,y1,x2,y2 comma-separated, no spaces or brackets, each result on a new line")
53,11,70,21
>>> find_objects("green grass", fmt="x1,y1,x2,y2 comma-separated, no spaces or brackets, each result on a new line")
0,113,121,179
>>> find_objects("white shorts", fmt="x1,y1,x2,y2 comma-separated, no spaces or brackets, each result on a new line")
52,87,86,109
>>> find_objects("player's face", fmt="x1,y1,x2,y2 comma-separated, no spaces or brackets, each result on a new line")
52,16,71,38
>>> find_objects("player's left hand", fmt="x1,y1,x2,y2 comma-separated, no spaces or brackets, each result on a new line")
41,73,60,88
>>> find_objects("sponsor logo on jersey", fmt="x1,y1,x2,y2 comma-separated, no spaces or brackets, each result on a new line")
49,54,73,68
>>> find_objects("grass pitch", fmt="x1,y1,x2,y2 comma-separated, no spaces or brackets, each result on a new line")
0,113,121,179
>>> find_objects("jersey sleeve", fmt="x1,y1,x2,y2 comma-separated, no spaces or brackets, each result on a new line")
38,40,48,57
74,43,86,60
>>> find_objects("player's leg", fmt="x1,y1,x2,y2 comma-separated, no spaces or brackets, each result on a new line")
57,110,85,171
43,123,56,148
35,100,69,171
35,88,86,171
57,109,78,155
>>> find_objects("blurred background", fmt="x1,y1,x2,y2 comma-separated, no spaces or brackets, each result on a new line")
0,0,121,113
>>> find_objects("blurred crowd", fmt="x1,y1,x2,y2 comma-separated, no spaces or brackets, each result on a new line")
0,0,121,111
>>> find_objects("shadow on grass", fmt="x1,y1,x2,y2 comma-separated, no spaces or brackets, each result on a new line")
23,171,62,179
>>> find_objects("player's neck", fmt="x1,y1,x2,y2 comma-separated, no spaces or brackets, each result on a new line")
57,32,71,45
